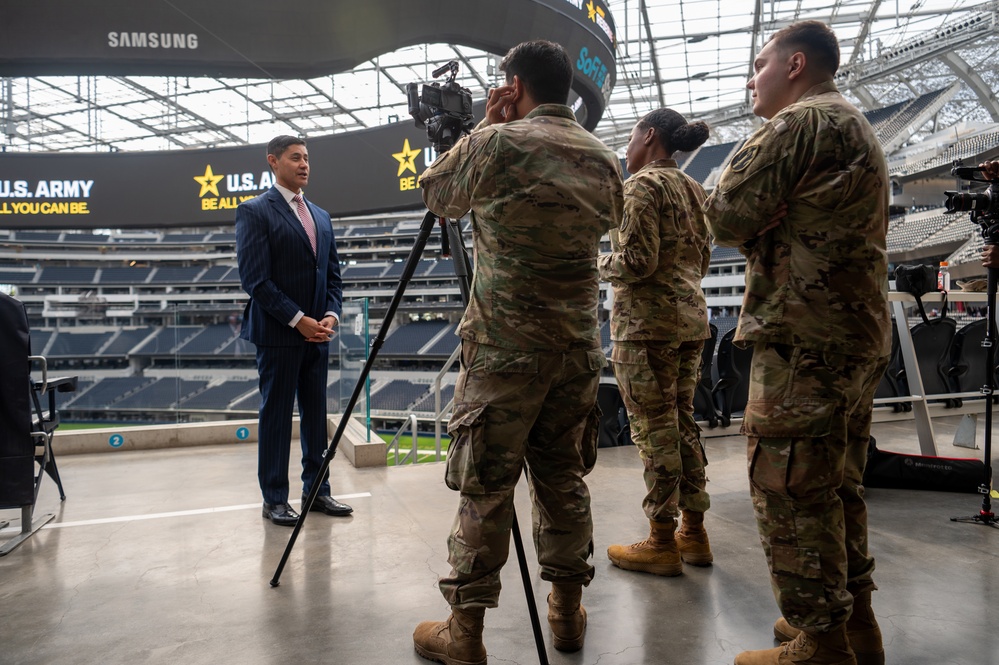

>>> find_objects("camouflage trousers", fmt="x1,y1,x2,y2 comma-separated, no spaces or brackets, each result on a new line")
611,340,710,522
439,340,603,609
743,342,889,632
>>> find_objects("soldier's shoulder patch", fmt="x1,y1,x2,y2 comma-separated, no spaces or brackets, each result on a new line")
730,145,759,172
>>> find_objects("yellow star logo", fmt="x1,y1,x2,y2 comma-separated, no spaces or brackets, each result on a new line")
586,0,604,21
193,165,224,197
392,139,421,177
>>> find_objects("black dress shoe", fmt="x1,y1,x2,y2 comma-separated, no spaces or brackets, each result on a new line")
304,495,353,516
262,502,300,526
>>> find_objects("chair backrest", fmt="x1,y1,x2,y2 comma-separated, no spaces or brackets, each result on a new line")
906,317,957,396
0,292,35,507
700,323,718,377
950,317,998,393
875,319,901,400
713,327,753,417
693,324,718,421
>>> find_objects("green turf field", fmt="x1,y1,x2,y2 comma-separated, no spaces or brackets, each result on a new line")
379,432,449,466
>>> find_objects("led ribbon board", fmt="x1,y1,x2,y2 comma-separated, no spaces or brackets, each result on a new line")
0,0,616,229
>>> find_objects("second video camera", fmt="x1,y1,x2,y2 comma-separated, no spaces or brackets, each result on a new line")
407,61,475,153
945,164,999,243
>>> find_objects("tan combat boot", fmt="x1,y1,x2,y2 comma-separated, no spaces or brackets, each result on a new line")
547,582,586,652
773,591,884,665
413,606,487,665
734,625,856,665
606,519,682,576
675,509,713,565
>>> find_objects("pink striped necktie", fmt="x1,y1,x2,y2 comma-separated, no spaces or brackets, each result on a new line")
292,194,317,255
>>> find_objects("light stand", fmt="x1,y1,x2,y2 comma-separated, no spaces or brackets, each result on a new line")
269,209,552,665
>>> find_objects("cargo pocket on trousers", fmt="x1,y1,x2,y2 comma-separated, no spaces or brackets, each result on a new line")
744,399,837,495
445,401,488,493
447,534,478,575
771,544,823,580
580,402,602,475
741,399,836,439
610,345,658,414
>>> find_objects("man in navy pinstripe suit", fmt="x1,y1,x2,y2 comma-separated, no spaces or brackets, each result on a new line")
236,135,353,526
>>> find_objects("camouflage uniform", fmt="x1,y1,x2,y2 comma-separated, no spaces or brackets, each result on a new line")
420,103,624,608
598,158,712,523
703,81,892,632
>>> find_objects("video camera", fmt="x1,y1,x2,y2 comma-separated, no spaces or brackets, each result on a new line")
407,61,475,153
945,164,999,244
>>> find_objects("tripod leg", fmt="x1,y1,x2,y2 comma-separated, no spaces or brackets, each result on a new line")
512,510,551,665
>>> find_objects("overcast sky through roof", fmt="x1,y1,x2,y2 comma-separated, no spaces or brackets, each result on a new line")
2,1,998,153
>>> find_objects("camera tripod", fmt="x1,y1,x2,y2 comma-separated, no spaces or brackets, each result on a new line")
951,263,998,528
270,209,553,665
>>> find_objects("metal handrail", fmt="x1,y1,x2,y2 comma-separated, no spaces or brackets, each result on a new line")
386,413,419,466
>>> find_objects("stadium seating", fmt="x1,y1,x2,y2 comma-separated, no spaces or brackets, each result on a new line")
134,326,204,355
64,376,157,410
177,380,258,410
38,267,96,284
175,324,239,355
46,330,115,357
381,321,452,355
411,384,455,413
369,380,431,411
150,267,205,283
112,378,207,410
100,267,153,284
682,141,738,184
100,327,155,356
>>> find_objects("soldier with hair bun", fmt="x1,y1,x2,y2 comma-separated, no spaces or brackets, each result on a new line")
704,19,891,665
598,108,714,577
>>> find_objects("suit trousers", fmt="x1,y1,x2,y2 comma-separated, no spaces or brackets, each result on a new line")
743,342,889,632
255,341,331,504
439,340,603,609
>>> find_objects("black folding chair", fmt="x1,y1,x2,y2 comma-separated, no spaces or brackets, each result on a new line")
711,327,753,427
693,323,721,427
1,292,76,556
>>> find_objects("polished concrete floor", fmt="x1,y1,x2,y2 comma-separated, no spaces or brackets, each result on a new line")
1,417,997,665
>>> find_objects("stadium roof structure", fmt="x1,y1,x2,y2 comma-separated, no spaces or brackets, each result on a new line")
2,0,999,154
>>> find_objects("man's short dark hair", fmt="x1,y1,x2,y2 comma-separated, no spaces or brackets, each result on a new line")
267,135,306,160
500,40,573,106
769,20,840,77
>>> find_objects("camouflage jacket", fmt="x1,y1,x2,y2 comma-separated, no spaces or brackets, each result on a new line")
598,158,711,342
703,81,891,358
420,104,624,352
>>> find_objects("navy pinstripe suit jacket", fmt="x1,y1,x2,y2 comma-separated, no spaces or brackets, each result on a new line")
235,187,343,346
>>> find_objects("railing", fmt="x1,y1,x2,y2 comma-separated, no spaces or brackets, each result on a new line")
431,343,460,458
385,413,419,466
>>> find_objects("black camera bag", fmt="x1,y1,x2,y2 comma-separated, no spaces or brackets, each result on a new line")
894,264,945,324
863,436,984,494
